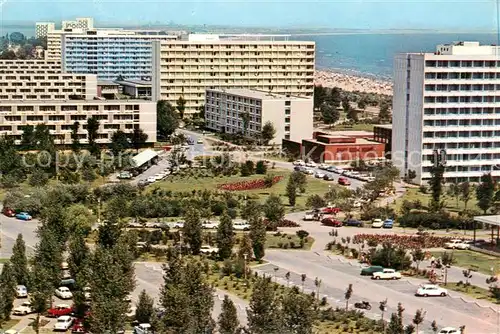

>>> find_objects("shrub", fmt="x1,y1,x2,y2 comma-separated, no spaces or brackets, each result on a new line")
290,241,295,248
283,243,289,249
255,160,267,174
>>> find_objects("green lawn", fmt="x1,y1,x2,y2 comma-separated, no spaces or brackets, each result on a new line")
151,169,332,211
4,319,20,329
0,258,9,264
430,250,500,276
446,282,499,304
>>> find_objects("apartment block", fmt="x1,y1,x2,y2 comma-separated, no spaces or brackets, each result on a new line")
62,17,94,30
205,88,313,145
61,30,178,80
152,34,315,115
35,22,55,39
0,60,62,74
0,60,156,144
393,41,500,185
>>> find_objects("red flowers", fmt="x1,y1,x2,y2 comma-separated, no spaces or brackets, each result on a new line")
217,176,283,191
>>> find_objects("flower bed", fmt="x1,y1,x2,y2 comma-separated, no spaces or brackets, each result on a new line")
264,218,300,231
352,234,458,249
217,176,283,191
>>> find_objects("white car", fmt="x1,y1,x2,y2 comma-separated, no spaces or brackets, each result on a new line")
293,160,305,166
415,284,448,297
444,239,470,250
233,222,250,231
314,172,325,179
438,327,460,334
303,211,316,221
154,173,167,181
53,315,73,331
167,221,184,229
16,285,28,298
55,287,73,299
4,330,19,334
83,286,91,301
200,246,219,254
202,221,219,229
372,219,383,228
335,168,344,174
318,163,329,170
13,301,34,315
60,262,69,270
304,168,315,175
372,269,402,280
366,176,376,182
146,176,156,184
305,161,317,168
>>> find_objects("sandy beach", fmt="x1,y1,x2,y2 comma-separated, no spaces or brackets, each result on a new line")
315,70,393,96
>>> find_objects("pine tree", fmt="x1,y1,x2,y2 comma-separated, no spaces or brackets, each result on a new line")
135,290,155,324
344,283,353,311
34,226,63,290
10,233,29,286
476,173,495,214
249,215,266,262
29,261,53,334
281,286,316,334
216,212,235,260
68,233,90,280
0,262,17,323
218,295,239,334
286,178,297,206
386,312,404,334
262,194,285,227
247,276,282,334
238,234,253,261
412,309,425,334
183,207,203,255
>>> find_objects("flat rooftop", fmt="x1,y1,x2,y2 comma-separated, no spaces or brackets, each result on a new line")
305,137,381,146
374,124,392,130
0,99,154,104
98,80,120,86
319,130,374,137
115,79,152,88
208,88,310,101
474,215,500,227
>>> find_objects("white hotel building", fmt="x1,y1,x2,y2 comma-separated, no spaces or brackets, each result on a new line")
393,41,500,185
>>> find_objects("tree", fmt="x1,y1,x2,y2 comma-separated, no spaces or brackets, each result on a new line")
135,290,155,324
216,212,235,260
327,87,341,108
286,178,297,206
460,182,473,211
476,173,495,214
0,262,16,324
412,309,425,334
428,165,445,212
21,124,36,149
262,194,285,227
281,286,316,334
29,264,52,334
346,107,358,122
247,276,282,334
34,123,55,153
218,295,239,334
447,181,461,209
261,121,276,145
341,97,350,113
131,127,148,153
379,102,391,123
255,160,267,174
249,215,266,262
411,248,425,272
313,85,327,109
241,111,251,136
70,121,80,153
407,169,417,183
296,230,309,248
357,98,367,110
157,100,179,140
10,234,29,286
86,116,100,157
289,170,307,193
183,207,203,255
238,234,253,261
379,299,388,330
176,96,186,119
110,130,130,156
320,103,340,127
306,194,326,209
344,283,353,311
68,233,90,281
34,226,63,289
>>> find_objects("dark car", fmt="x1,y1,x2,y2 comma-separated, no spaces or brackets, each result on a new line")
321,217,342,227
2,207,16,217
323,174,335,181
344,219,363,227
360,266,384,276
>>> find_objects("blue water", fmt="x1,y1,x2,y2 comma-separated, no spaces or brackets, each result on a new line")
2,24,498,79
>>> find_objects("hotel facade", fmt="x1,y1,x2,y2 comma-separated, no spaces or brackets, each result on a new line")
393,41,500,185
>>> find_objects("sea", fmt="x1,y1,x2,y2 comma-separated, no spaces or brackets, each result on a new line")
2,24,498,79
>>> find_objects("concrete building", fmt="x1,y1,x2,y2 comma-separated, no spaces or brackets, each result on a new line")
152,34,315,115
0,60,156,145
62,17,94,30
205,88,313,145
35,22,55,39
61,30,178,80
115,79,152,98
373,124,392,159
393,41,500,184
0,59,61,74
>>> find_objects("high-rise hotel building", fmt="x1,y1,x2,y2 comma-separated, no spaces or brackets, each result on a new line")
151,34,315,115
393,41,500,185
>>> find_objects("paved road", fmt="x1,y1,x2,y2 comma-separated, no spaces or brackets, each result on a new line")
0,211,38,259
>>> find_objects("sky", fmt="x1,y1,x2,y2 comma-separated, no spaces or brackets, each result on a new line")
0,0,498,31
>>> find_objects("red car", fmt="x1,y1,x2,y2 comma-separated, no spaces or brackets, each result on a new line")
47,304,74,317
321,217,343,227
2,207,16,217
322,206,341,215
338,177,351,186
71,319,88,334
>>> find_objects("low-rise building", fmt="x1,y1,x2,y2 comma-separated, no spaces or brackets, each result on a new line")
205,88,313,145
114,79,152,98
373,124,392,159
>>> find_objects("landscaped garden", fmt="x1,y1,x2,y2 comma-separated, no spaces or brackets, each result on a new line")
429,250,500,276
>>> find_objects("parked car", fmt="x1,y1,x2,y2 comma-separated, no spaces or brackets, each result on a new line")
134,323,152,334
303,211,316,221
202,221,219,229
438,328,460,334
13,301,34,315
303,168,315,175
360,266,384,276
335,168,344,174
293,160,305,166
117,171,132,179
71,319,88,334
372,219,384,228
323,174,335,181
318,163,329,170
415,284,448,297
383,219,394,228
444,239,470,250
338,177,351,186
146,176,156,184
322,206,340,215
2,207,16,217
167,221,184,229
197,138,203,144
372,269,402,280
344,219,363,227
305,161,317,168
200,246,219,255
314,172,325,179
83,287,91,301
15,212,32,221
55,287,73,299
48,304,74,318
233,222,250,231
54,316,74,331
16,285,28,298
321,217,342,227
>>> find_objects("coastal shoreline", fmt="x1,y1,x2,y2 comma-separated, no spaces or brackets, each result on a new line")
315,69,393,96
